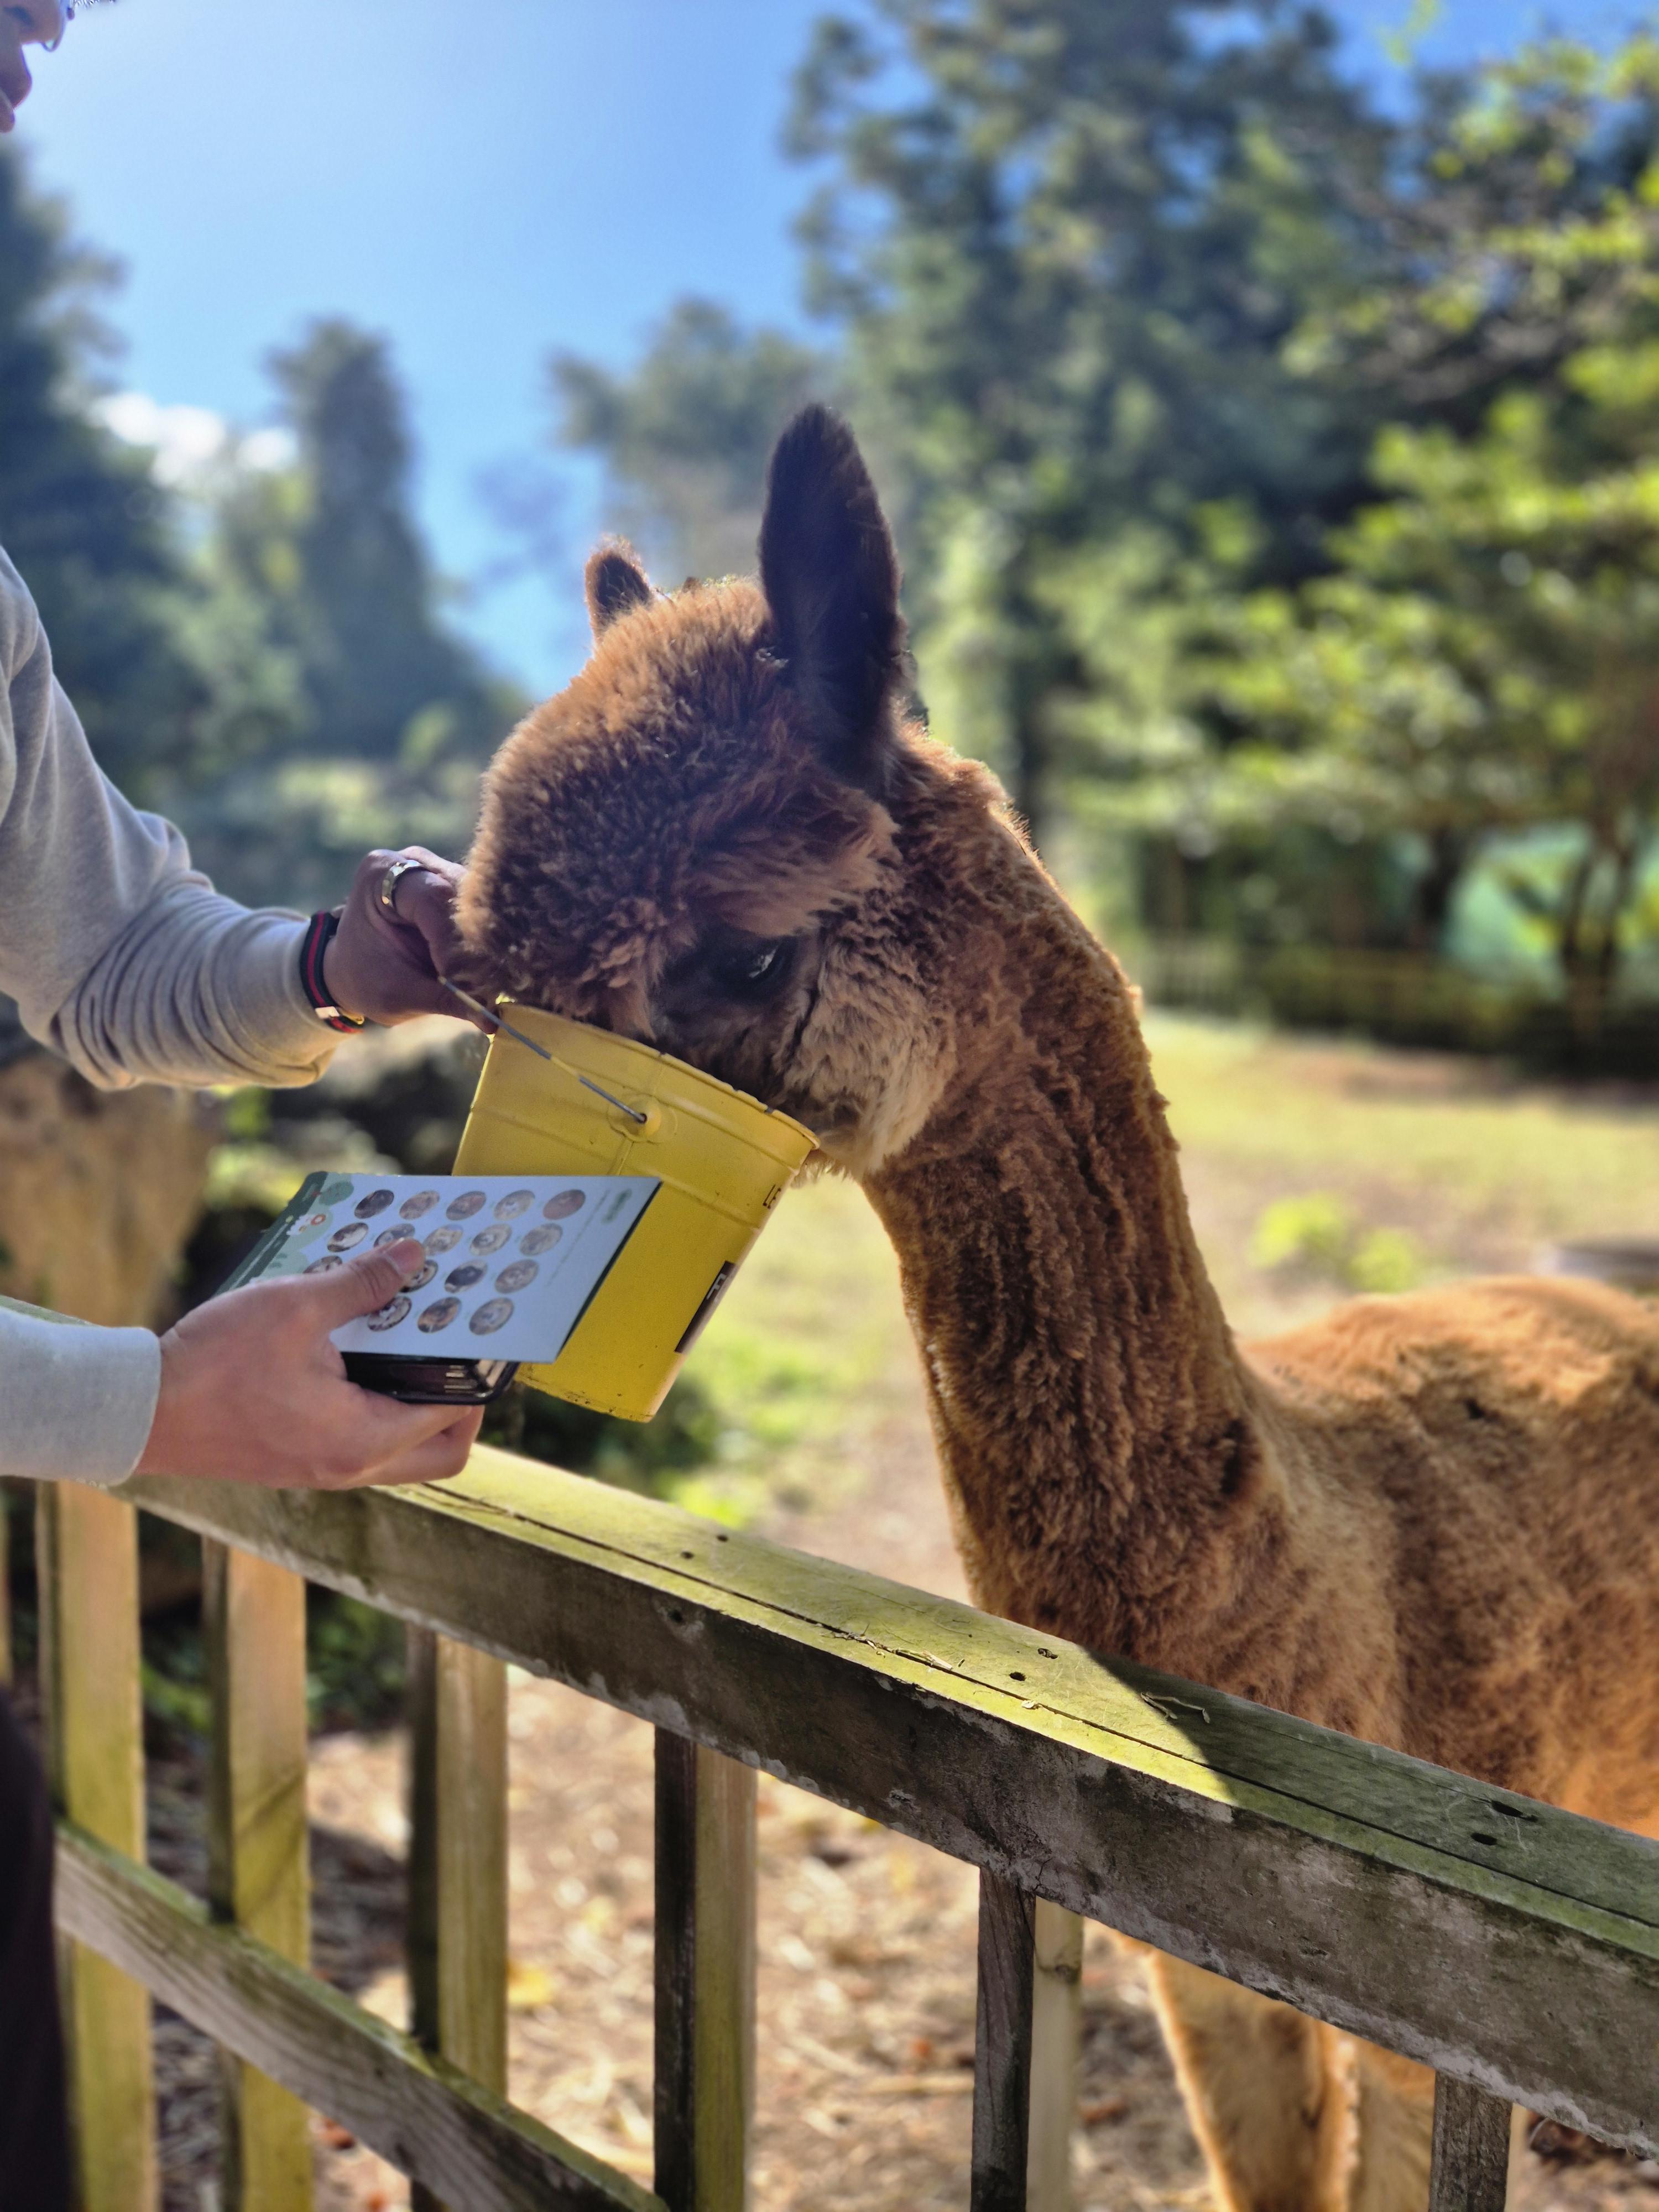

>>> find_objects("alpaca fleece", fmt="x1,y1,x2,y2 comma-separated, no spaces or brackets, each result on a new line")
457,409,1659,2212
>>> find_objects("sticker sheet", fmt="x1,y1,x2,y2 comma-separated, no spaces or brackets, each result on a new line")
243,1172,659,1363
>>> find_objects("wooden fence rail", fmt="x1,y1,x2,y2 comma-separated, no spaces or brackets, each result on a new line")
34,1446,1659,2208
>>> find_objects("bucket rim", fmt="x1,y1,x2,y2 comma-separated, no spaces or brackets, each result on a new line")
494,1000,819,1150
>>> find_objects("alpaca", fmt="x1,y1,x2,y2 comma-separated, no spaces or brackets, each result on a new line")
457,407,1659,2212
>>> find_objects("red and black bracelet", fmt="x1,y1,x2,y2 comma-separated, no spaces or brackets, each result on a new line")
299,910,366,1033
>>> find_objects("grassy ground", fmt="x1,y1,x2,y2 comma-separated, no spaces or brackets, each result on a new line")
663,1166,921,1527
1148,1011,1659,1332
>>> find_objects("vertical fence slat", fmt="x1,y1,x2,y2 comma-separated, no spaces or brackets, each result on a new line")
972,1871,1036,2212
1429,2075,1511,2212
204,1540,313,2209
36,1483,158,2212
406,1627,508,2212
654,1730,756,2212
1026,1901,1081,2211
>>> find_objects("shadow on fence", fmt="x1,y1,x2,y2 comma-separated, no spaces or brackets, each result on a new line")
1130,937,1659,1078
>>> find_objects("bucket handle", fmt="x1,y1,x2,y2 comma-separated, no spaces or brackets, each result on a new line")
442,978,651,1125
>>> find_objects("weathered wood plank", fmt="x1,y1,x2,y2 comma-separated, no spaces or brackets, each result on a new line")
124,1457,1659,2154
654,1731,756,2212
1429,2075,1512,2212
36,1483,156,2212
56,1822,664,2212
1027,1901,1081,2212
204,1541,313,2210
973,1873,1035,2212
408,1627,508,2212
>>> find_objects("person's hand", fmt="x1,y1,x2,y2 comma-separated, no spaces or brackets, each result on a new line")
135,1241,484,1490
322,847,485,1029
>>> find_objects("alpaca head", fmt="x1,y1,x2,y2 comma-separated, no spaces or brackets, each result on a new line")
458,406,1000,1175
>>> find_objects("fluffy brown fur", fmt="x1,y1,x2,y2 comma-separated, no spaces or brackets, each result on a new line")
459,406,1659,2212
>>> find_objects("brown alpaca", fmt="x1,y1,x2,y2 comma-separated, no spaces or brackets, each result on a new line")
458,408,1659,2212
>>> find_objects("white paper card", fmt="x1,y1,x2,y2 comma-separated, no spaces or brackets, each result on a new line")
245,1172,660,1363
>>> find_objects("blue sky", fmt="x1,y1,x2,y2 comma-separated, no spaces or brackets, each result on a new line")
14,0,1637,696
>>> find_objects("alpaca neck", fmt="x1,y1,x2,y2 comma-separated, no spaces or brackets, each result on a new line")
864,818,1267,1656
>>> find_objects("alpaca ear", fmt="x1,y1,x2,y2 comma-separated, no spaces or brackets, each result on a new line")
585,542,654,638
758,405,904,789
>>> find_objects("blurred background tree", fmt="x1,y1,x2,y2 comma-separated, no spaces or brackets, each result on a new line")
1196,34,1659,1029
165,319,523,911
551,297,828,585
781,0,1398,852
0,152,210,798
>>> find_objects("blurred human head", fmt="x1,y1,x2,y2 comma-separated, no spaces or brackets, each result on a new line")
0,1,67,133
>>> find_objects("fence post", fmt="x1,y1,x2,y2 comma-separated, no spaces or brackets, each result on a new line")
406,1626,508,2212
972,1871,1036,2212
1026,1901,1081,2210
1428,2074,1511,2212
654,1730,756,2212
35,1483,157,2212
204,1540,313,2209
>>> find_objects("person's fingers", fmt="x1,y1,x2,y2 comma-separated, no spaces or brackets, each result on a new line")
387,865,468,970
324,1405,485,1489
305,1240,427,1326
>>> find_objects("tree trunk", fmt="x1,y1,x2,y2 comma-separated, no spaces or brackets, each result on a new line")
1407,831,1470,956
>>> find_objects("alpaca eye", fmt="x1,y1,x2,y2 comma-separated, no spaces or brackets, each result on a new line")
710,937,791,1000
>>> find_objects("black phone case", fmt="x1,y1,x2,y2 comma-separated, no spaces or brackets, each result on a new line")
341,1353,519,1406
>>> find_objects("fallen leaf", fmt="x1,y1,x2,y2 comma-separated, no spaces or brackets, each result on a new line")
1083,2095,1129,2125
506,1958,556,2011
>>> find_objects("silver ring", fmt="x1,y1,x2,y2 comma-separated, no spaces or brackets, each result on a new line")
379,855,422,918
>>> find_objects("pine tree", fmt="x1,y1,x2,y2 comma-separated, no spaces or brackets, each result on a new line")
267,320,500,763
0,147,204,800
551,299,826,585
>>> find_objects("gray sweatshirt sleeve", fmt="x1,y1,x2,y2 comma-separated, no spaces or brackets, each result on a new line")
0,550,337,1090
0,550,337,1485
0,1301,159,1488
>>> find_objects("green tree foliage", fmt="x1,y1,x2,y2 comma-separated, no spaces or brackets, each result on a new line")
786,0,1394,844
1209,36,1659,1024
266,321,502,763
169,322,521,910
0,148,206,800
0,146,508,911
550,298,826,584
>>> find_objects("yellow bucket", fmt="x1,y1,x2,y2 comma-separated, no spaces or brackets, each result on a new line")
452,1006,816,1420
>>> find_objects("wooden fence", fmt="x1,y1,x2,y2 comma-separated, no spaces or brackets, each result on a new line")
34,1446,1659,2210
1128,935,1659,1075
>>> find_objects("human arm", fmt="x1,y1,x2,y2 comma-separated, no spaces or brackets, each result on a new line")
0,1244,482,1489
0,552,481,1088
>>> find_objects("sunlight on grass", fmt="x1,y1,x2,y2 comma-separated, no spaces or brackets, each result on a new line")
1148,1014,1659,1239
1145,1011,1659,1335
671,1170,919,1524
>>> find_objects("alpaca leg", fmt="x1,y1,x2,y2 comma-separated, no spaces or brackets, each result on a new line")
1140,1949,1331,2212
1335,2038,1435,2212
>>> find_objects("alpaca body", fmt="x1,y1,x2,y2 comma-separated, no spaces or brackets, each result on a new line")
457,411,1659,2211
